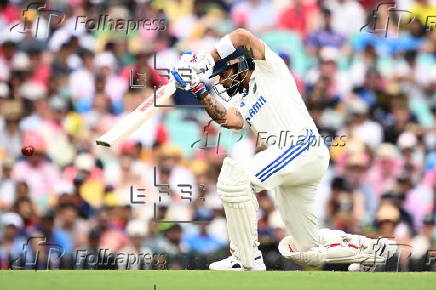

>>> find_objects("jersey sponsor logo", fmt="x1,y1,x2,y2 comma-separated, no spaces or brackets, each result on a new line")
245,96,266,124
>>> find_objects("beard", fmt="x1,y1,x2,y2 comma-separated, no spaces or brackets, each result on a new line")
225,74,245,97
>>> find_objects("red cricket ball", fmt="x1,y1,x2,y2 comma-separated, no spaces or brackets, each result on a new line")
21,145,34,156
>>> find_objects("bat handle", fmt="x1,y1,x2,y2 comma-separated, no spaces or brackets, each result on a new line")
170,70,187,88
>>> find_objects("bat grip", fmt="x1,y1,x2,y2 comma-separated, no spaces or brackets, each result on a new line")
170,70,187,88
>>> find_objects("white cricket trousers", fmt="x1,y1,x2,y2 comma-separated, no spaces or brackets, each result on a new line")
243,128,330,251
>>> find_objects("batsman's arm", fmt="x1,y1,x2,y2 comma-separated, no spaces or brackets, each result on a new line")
198,92,244,130
171,69,244,130
211,28,265,61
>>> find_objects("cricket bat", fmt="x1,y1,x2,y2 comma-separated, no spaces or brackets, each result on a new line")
96,80,176,147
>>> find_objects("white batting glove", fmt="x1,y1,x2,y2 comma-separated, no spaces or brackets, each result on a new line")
171,53,208,99
175,51,215,74
179,51,197,63
172,63,199,90
192,52,215,74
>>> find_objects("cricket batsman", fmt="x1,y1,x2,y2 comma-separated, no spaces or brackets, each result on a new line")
171,29,397,271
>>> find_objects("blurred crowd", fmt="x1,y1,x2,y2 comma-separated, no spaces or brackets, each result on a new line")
0,0,435,271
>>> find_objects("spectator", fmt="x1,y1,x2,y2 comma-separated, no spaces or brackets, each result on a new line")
0,100,22,158
278,0,320,38
367,143,403,198
0,159,15,211
327,0,365,37
345,98,384,149
38,210,74,269
13,198,38,231
0,213,24,269
231,0,277,34
383,95,419,144
184,210,224,254
325,177,364,232
154,224,187,269
409,214,436,271
306,8,347,53
12,131,61,211
0,0,434,271
69,49,95,111
56,203,89,250
409,0,436,26
118,220,153,270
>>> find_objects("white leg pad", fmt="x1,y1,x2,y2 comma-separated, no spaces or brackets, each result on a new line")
315,228,349,247
279,231,386,267
281,245,383,266
217,157,259,269
315,229,387,264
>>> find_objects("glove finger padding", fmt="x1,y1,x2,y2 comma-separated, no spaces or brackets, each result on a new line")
192,53,215,74
180,51,197,63
172,66,199,90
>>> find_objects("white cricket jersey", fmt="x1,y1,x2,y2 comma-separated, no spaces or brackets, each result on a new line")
234,44,318,147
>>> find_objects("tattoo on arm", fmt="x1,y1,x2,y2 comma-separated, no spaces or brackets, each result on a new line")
200,94,227,124
248,47,255,58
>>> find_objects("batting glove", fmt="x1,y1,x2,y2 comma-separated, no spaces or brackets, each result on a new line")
171,53,208,99
192,52,215,74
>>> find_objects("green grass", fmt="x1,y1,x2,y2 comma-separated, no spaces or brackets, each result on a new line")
1,271,435,290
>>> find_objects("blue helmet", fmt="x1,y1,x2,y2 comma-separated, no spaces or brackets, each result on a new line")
210,47,254,100
209,47,254,78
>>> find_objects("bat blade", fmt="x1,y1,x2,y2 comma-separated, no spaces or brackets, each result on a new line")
96,81,176,147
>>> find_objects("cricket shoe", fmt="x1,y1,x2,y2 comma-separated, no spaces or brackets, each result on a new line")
209,255,266,271
348,263,374,272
